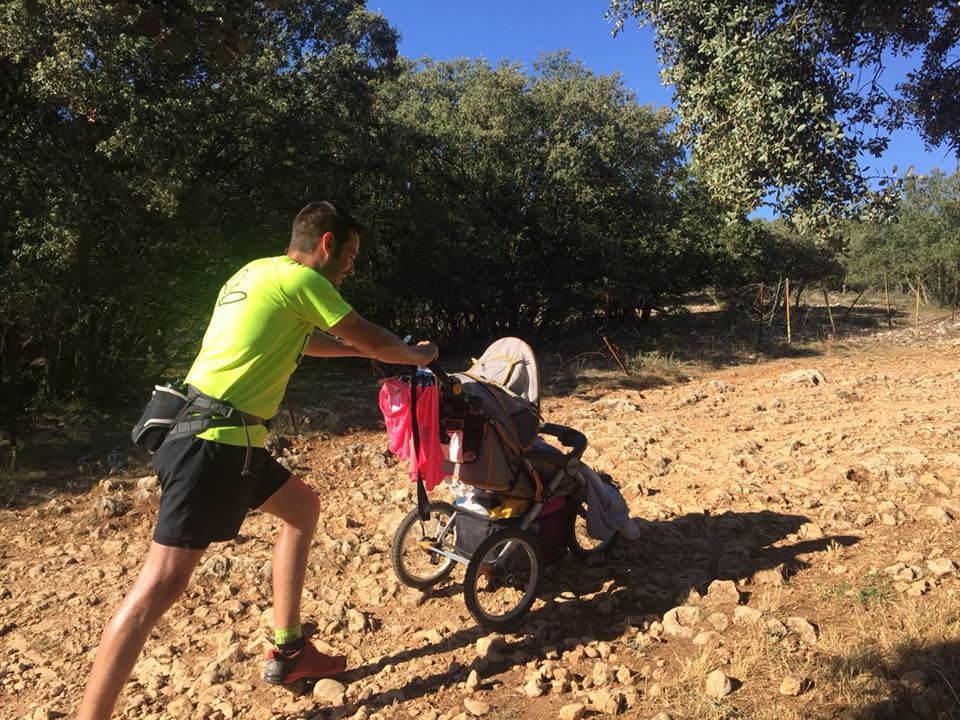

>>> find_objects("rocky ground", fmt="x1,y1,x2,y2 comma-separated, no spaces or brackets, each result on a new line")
3,317,960,720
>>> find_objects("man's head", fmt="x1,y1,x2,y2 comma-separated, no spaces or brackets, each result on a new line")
288,201,361,287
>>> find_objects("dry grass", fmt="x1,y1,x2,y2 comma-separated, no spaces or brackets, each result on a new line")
627,589,960,719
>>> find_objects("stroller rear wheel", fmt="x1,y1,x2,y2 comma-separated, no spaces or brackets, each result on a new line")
567,498,619,558
464,528,542,631
391,501,458,589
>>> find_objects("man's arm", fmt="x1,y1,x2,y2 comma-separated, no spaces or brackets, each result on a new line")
303,329,366,358
328,310,437,365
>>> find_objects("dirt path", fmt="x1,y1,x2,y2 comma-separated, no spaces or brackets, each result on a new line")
3,321,960,720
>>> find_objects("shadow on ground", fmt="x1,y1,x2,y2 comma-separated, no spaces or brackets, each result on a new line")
291,509,858,719
828,639,960,719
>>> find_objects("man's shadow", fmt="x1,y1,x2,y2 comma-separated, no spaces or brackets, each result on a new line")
296,509,858,718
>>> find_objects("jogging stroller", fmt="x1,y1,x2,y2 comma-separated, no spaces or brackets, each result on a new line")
383,337,620,631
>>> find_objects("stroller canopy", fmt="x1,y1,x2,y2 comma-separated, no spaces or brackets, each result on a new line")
465,337,540,410
446,337,541,468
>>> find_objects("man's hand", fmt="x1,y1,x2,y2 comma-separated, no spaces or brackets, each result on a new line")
413,341,439,366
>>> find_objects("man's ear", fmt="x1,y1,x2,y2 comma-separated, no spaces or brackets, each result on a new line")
318,231,336,257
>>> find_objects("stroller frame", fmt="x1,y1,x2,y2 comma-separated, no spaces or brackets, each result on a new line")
389,348,618,631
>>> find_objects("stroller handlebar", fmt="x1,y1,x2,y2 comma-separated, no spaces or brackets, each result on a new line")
426,361,463,395
540,422,587,458
400,335,462,394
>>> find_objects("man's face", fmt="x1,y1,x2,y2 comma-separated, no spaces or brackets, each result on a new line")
325,230,359,288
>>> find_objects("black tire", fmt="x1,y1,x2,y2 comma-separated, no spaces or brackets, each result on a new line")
464,528,542,631
391,501,458,589
566,497,619,558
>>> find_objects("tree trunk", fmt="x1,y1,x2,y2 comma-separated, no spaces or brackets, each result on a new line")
2,324,17,448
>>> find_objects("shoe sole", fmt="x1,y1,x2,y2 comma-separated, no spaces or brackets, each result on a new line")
263,667,346,685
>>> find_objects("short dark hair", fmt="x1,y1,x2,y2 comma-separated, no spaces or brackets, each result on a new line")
289,201,361,255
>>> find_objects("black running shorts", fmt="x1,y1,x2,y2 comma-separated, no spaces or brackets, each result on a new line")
151,435,291,549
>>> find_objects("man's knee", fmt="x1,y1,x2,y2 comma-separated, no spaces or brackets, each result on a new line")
301,486,321,529
125,545,202,617
263,476,321,531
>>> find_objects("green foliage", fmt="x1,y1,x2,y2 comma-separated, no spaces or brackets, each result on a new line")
355,53,693,338
843,169,960,304
9,0,912,437
607,0,959,227
1,0,398,412
712,219,843,299
3,3,703,428
625,350,690,379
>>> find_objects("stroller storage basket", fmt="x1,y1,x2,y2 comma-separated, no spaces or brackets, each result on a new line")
454,497,569,563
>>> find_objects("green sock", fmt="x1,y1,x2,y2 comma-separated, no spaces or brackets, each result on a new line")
275,624,305,654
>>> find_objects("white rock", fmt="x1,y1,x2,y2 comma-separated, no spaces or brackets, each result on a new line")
777,369,827,386
733,606,763,625
785,616,819,645
347,608,367,632
692,631,723,649
476,636,505,662
465,669,480,693
779,675,806,696
464,698,491,716
558,703,587,720
705,669,733,698
925,506,954,525
927,558,958,576
662,605,701,637
587,689,625,715
704,580,741,605
313,679,347,703
524,678,545,698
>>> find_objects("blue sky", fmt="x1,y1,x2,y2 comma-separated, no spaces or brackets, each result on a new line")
370,0,956,183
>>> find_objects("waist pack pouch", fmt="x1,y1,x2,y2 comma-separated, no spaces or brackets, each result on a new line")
131,383,189,453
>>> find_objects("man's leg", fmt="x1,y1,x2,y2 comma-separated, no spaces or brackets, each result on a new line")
77,542,204,720
257,474,345,684
256,474,320,631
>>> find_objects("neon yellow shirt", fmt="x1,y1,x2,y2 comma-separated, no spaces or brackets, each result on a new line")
185,255,352,447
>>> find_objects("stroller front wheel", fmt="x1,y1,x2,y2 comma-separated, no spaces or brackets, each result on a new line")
464,528,542,631
391,501,458,589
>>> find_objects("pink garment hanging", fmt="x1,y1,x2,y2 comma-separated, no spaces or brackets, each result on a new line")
378,378,445,491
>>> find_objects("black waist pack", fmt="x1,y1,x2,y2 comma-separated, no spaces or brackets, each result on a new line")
131,383,264,476
131,383,190,453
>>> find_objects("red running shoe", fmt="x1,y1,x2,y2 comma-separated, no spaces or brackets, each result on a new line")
263,642,347,685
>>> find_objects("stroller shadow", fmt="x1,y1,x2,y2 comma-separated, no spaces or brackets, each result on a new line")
305,509,859,718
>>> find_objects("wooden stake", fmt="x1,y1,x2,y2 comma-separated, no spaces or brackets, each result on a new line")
822,286,836,334
841,287,870,322
768,277,782,325
785,277,792,343
757,282,765,349
602,336,631,376
915,274,921,326
883,271,892,329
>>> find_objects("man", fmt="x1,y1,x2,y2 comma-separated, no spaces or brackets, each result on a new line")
77,201,438,719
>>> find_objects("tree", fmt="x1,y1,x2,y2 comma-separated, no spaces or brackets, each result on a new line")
607,1,959,226
1,0,398,433
356,53,686,339
844,169,960,304
712,219,843,308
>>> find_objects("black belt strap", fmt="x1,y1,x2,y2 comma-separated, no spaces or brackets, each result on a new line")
164,386,264,476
